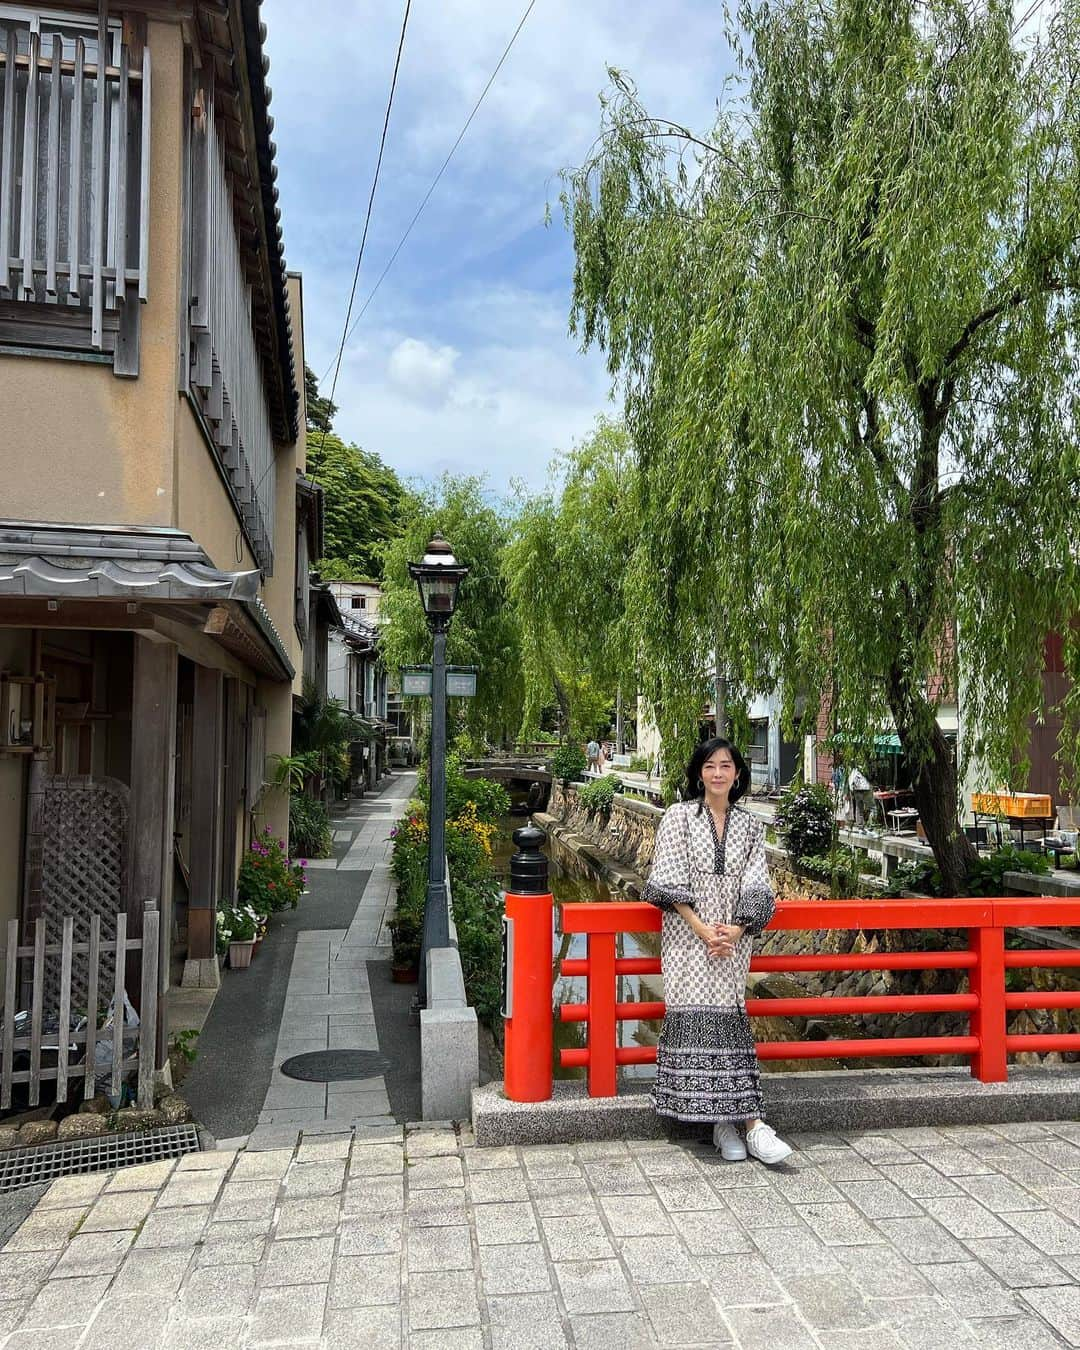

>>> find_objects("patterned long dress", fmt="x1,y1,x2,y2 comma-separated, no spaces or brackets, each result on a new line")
643,801,776,1123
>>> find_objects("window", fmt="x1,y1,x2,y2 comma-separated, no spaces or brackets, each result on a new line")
0,8,150,373
351,596,366,610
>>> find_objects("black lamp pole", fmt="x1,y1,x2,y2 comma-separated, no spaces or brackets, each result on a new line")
407,535,469,994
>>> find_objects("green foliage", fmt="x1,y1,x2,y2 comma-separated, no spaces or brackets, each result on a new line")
304,365,338,435
577,775,622,813
561,1,1080,889
271,751,321,793
551,742,588,785
504,418,636,739
171,1029,200,1065
379,475,523,746
628,753,651,774
305,430,405,581
1061,853,1079,870
798,848,864,898
237,829,307,916
774,784,835,862
289,793,333,860
219,904,258,942
292,680,369,789
965,846,1051,896
881,860,943,898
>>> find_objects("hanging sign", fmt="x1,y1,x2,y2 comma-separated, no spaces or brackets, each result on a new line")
399,665,478,698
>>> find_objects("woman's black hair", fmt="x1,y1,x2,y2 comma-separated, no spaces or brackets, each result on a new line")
684,737,751,810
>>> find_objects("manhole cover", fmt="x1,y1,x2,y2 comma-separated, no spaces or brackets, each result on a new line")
279,1050,391,1082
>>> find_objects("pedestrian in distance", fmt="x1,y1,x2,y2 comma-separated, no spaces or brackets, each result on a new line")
643,736,793,1165
585,738,601,775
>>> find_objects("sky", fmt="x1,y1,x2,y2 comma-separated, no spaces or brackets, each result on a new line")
261,0,736,496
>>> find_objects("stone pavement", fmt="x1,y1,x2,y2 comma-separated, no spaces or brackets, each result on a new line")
234,774,417,1150
2,1118,1080,1347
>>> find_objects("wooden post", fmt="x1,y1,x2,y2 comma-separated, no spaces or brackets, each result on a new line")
970,924,1008,1082
587,932,618,1097
130,636,177,1064
188,666,223,960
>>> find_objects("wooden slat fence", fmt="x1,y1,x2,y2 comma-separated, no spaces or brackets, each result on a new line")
0,900,159,1111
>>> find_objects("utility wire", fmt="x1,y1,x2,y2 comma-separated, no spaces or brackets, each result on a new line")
319,0,539,384
313,0,413,460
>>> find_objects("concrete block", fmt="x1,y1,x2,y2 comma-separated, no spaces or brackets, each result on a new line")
180,957,220,990
420,1004,479,1123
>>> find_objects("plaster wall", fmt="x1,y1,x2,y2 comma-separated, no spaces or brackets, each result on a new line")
175,403,258,575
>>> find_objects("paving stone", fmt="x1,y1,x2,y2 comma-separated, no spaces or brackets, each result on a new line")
464,1145,520,1172
338,1213,403,1256
874,1295,981,1349
952,1173,1045,1212
473,1200,539,1246
520,1147,581,1180
912,1147,994,1178
569,1311,659,1350
322,1303,400,1350
878,1164,964,1199
541,1213,615,1262
407,1268,482,1329
804,1331,907,1350
328,1253,401,1308
405,1130,460,1159
780,1272,881,1330
639,1279,729,1346
761,1167,844,1205
971,1144,1071,1190
80,1189,156,1233
261,1235,335,1286
724,1184,802,1229
633,1148,706,1180
598,1193,674,1237
617,1232,702,1286
651,1176,728,1212
922,1259,1021,1318
750,1226,841,1275
177,1150,236,1173
968,1314,1075,1350
51,1229,133,1277
723,1303,819,1350
554,1257,635,1315
1038,1186,1080,1221
699,1251,788,1306
111,1246,194,1295
961,1234,1071,1288
670,1208,755,1257
80,1292,172,1350
214,1179,280,1223
797,1201,885,1246
406,1155,465,1190
18,1274,111,1328
3,1205,87,1251
2,1328,81,1350
528,1178,598,1217
103,1161,178,1192
466,1168,529,1204
874,1216,968,1263
343,1175,404,1214
0,1303,27,1335
178,1262,257,1316
230,1149,296,1181
249,1282,328,1345
348,1144,404,1177
815,1155,882,1183
133,1205,209,1250
839,1179,924,1220
478,1241,552,1294
581,1161,652,1195
485,1292,568,1349
410,1331,483,1350
295,1135,352,1163
157,1172,224,1209
1030,1139,1080,1173
919,1196,1010,1240
406,1222,473,1272
886,1128,950,1148
35,1173,108,1209
1001,1207,1080,1256
284,1160,347,1199
274,1197,342,1238
845,1134,919,1165
406,1186,468,1227
833,1244,932,1298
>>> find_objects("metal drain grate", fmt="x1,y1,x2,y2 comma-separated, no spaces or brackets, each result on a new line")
0,1124,201,1193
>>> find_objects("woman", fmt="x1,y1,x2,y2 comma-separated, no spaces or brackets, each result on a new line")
644,737,792,1164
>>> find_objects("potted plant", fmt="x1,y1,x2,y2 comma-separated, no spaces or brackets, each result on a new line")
224,906,258,969
389,914,422,983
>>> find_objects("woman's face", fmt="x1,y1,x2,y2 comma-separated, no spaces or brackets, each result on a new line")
701,749,738,798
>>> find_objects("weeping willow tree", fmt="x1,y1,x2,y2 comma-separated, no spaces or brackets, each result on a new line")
504,417,638,741
563,0,1080,892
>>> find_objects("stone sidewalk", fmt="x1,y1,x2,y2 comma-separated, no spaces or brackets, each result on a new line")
1,1118,1079,1348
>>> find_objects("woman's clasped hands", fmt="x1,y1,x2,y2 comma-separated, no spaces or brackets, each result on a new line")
695,920,745,959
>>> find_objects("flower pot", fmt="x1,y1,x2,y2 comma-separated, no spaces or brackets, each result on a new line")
228,940,256,970
391,963,419,984
253,937,264,957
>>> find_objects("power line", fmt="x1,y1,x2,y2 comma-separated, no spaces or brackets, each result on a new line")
315,0,414,453
319,0,539,385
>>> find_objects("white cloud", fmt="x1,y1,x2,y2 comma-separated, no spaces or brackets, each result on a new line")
387,338,460,405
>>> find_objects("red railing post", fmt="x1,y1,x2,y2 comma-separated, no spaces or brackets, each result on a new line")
970,922,1008,1082
586,931,618,1096
503,825,554,1103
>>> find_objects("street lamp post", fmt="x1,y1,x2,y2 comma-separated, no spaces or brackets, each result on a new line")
408,534,469,980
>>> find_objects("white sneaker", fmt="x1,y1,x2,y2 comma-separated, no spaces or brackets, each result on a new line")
745,1122,793,1166
713,1123,748,1161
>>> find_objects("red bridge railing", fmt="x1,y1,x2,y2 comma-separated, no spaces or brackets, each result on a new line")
553,897,1080,1098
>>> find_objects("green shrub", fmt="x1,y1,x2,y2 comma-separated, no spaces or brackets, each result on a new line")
881,859,942,897
965,845,1050,896
799,847,864,897
420,753,511,824
628,753,651,773
774,783,835,861
289,793,333,859
578,775,622,813
1060,852,1079,869
551,742,587,784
